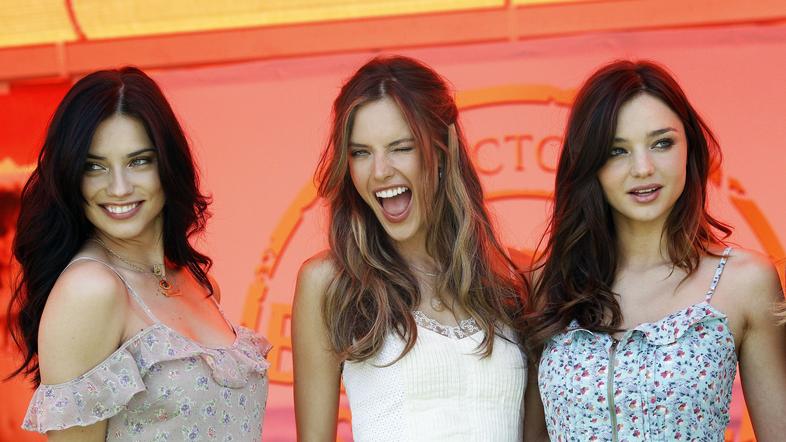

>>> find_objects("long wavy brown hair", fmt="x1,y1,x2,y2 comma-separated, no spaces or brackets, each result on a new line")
316,55,525,362
526,60,731,354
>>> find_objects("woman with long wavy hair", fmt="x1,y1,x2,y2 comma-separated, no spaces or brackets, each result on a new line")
9,67,271,441
292,55,527,441
525,60,786,441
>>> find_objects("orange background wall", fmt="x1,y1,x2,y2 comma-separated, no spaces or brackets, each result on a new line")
2,18,786,442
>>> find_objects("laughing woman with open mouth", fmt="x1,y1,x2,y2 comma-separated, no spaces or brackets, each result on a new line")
292,56,528,442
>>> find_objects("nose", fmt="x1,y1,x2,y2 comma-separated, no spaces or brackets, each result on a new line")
107,168,133,197
372,152,394,181
630,149,655,178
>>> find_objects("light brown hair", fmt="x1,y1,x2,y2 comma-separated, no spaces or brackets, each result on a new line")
316,55,525,362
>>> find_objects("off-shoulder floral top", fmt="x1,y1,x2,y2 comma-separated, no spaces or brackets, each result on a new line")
23,257,272,441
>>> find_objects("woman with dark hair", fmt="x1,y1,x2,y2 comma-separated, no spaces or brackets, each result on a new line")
10,67,271,440
525,60,786,441
292,55,527,441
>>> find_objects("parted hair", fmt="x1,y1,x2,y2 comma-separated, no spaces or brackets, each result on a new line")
316,55,525,361
526,60,731,354
9,67,212,385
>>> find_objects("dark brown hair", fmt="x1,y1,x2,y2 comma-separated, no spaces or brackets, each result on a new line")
316,55,525,361
9,67,212,384
527,60,731,353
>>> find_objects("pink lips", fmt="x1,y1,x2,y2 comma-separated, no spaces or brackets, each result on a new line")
627,185,662,203
100,201,143,220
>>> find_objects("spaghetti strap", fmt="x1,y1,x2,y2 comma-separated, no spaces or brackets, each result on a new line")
207,292,236,332
705,247,732,303
64,256,160,323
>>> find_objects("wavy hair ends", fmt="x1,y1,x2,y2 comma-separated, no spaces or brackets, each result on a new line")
527,60,731,355
8,67,212,385
316,55,526,362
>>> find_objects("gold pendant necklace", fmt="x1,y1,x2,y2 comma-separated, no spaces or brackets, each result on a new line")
92,238,181,297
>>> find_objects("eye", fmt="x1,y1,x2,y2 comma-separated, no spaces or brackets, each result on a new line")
350,149,369,158
394,146,414,153
84,162,105,172
609,147,627,157
129,156,153,167
652,138,674,150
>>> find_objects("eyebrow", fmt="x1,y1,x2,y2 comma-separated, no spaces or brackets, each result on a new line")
86,148,156,160
348,137,415,149
613,127,677,143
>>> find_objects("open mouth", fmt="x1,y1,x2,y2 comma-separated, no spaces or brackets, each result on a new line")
375,186,412,221
627,185,662,202
100,201,142,219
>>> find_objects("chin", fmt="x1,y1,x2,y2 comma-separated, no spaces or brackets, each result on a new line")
380,221,421,244
622,208,670,224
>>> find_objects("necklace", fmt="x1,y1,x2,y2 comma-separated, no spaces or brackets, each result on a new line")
409,263,445,312
92,237,181,297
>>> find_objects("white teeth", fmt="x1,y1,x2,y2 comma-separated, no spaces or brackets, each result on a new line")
104,203,139,214
375,186,409,199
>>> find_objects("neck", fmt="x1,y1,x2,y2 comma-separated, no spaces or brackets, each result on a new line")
614,214,671,271
94,223,166,268
394,228,436,271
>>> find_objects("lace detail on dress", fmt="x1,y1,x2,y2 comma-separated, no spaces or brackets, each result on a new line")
412,310,481,339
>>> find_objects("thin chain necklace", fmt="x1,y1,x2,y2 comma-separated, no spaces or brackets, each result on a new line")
409,263,445,312
92,237,181,297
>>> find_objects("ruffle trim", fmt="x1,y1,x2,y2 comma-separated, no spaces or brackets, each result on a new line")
23,323,271,433
562,301,728,346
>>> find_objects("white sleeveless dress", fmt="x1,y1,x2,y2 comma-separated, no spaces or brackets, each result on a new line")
342,311,526,441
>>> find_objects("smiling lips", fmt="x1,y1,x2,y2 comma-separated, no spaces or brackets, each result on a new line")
100,201,143,220
375,186,412,222
627,185,663,203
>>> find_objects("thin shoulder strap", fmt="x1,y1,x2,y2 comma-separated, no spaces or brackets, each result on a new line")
207,290,236,332
65,256,161,323
705,247,733,303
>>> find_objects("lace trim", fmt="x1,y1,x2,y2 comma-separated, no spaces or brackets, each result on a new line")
412,310,482,339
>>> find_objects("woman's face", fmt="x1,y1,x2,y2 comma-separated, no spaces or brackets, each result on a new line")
597,93,688,229
81,114,165,244
348,96,427,246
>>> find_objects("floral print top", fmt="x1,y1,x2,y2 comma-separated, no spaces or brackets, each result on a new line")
23,258,272,441
538,248,737,442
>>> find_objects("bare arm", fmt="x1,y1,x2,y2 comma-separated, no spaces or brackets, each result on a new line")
523,359,549,442
292,254,343,442
38,261,128,441
736,255,786,442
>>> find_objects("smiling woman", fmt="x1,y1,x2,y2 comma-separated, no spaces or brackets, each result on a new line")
8,67,272,441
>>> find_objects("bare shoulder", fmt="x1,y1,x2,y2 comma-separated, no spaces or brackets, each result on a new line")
722,248,783,314
725,248,781,294
39,259,129,384
296,250,339,296
293,251,339,326
47,258,129,314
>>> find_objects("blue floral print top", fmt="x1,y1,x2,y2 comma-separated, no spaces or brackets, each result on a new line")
538,248,737,441
23,258,272,441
